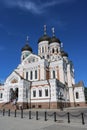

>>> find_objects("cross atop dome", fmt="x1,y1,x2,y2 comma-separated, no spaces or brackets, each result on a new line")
21,36,32,52
26,36,29,41
44,25,47,35
52,27,55,37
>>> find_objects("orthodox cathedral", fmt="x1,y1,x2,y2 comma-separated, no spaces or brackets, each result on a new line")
0,26,86,109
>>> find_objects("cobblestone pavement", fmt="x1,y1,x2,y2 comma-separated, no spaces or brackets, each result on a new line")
0,107,87,130
0,116,87,130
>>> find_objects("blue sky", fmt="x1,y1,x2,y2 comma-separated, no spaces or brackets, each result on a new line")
0,0,87,86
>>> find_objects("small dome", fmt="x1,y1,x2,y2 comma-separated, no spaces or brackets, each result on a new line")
21,44,32,52
38,34,51,43
49,36,61,44
61,51,68,57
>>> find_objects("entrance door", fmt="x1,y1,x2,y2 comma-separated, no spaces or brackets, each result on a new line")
14,88,18,101
10,88,14,102
9,88,18,102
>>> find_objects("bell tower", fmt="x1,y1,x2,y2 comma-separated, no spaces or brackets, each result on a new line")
38,25,50,60
49,27,61,61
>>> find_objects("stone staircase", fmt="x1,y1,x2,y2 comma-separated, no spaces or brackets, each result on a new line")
1,102,17,110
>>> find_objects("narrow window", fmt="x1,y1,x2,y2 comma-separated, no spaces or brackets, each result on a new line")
23,55,25,60
53,70,55,78
42,56,44,59
35,70,37,79
39,90,42,97
26,72,28,80
33,90,36,97
56,48,58,53
76,92,79,99
52,48,54,53
42,47,44,53
0,93,3,98
26,89,28,98
47,55,49,59
30,71,33,80
45,89,48,96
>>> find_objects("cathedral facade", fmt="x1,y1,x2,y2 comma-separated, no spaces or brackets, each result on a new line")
0,26,86,109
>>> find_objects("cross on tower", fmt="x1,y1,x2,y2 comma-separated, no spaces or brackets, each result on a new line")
44,25,47,35
26,36,29,41
52,27,55,36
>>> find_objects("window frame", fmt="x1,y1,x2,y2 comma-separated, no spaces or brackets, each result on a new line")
35,70,37,79
30,71,33,80
76,92,79,99
26,72,28,80
53,70,55,78
33,90,36,97
39,90,42,97
45,89,48,97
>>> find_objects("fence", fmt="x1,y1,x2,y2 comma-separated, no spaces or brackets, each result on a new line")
0,109,87,125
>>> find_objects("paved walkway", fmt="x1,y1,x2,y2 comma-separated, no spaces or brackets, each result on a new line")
0,116,87,130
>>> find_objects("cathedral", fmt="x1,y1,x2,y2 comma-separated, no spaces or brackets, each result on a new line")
0,25,86,109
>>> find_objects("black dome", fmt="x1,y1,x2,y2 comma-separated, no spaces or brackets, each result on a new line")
49,36,61,44
38,34,51,43
21,44,32,52
61,51,68,57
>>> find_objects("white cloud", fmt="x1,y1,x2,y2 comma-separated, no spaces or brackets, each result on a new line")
1,0,74,14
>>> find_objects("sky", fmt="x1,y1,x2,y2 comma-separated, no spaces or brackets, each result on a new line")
0,0,87,86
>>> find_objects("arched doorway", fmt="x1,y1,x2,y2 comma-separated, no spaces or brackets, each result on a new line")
9,88,18,102
10,88,14,102
14,88,18,101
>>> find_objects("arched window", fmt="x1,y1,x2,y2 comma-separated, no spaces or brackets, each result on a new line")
39,90,42,97
33,90,36,97
76,92,79,99
45,89,48,96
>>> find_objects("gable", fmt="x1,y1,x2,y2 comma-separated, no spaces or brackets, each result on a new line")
23,54,41,65
11,78,18,83
5,71,21,84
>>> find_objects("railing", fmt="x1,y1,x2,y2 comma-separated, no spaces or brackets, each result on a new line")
0,109,87,125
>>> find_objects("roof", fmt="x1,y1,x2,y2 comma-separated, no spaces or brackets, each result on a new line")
49,36,61,44
73,81,84,87
21,44,32,52
61,51,68,57
38,34,51,43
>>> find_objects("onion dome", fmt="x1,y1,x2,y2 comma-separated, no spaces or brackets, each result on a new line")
49,27,61,44
50,36,61,43
38,25,51,43
38,34,51,43
61,51,68,57
21,36,32,52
